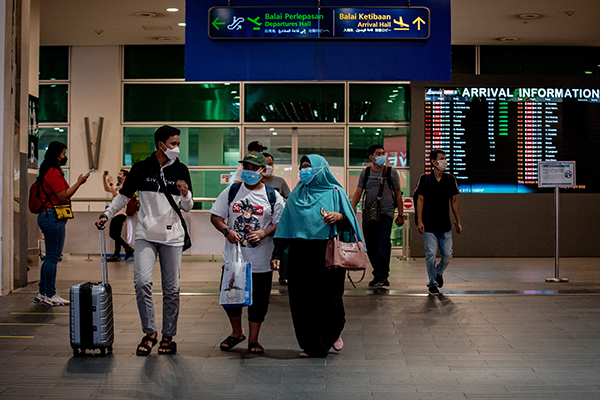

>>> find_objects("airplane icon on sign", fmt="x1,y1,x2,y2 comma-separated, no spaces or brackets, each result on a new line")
393,17,409,30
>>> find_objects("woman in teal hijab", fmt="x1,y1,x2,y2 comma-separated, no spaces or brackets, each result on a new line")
270,154,364,358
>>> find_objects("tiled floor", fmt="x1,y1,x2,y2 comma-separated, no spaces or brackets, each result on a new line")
1,255,599,399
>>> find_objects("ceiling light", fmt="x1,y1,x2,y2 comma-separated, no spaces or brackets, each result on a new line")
178,23,186,27
272,132,278,136
518,13,542,20
167,8,179,12
154,36,178,41
497,37,520,42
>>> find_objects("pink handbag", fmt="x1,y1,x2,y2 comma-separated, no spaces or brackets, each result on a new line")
325,234,366,285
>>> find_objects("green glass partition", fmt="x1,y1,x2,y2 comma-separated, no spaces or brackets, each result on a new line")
123,126,240,167
245,83,344,123
39,46,69,81
349,84,410,122
124,45,185,79
38,84,69,123
190,170,236,210
37,127,69,167
349,127,410,167
123,84,241,122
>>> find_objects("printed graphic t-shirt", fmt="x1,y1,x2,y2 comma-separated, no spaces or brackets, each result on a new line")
211,184,285,273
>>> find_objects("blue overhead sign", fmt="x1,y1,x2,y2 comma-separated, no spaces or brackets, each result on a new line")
208,7,430,40
186,0,451,82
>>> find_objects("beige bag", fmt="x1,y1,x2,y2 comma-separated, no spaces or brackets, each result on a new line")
325,233,366,285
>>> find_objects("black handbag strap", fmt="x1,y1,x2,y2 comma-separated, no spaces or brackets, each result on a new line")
362,166,389,204
156,176,191,242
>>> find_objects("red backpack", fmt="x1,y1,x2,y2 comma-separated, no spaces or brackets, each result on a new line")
28,180,46,214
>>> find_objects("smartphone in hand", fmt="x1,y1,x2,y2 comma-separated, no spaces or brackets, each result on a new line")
85,168,95,176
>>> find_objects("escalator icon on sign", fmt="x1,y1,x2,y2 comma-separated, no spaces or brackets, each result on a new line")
228,16,244,30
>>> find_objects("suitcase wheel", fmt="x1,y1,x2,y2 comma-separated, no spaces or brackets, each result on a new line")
107,346,113,355
72,347,80,357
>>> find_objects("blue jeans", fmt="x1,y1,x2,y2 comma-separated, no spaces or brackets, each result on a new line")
363,214,394,280
37,209,67,297
423,231,453,288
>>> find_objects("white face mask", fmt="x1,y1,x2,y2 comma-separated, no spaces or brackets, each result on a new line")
162,143,180,161
264,165,274,177
435,159,448,172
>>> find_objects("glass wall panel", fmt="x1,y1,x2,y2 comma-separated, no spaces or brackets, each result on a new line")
38,84,68,123
348,170,408,247
123,84,240,122
37,127,69,168
124,45,185,79
190,170,236,209
297,128,345,188
349,84,410,122
123,126,240,167
39,46,69,80
245,83,344,123
246,128,295,190
349,127,409,168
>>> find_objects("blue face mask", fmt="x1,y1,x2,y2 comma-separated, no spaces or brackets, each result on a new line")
374,155,386,166
299,168,314,185
241,169,261,186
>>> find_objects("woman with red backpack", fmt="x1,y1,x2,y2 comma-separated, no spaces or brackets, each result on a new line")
34,141,88,306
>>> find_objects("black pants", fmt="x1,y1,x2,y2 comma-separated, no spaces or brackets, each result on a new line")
362,214,394,280
223,271,273,323
287,239,346,357
109,214,131,255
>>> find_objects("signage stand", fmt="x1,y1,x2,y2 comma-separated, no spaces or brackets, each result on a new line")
545,187,568,282
538,161,575,283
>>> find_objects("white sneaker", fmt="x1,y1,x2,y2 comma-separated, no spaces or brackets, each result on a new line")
43,293,70,306
34,292,47,303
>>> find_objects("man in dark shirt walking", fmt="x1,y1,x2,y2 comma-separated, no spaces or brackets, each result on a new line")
415,149,463,294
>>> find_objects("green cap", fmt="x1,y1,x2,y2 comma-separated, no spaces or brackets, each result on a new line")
239,152,267,167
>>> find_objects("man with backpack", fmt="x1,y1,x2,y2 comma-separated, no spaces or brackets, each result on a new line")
210,152,285,354
351,145,405,287
414,149,463,295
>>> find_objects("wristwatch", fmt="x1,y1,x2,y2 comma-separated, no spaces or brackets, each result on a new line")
99,213,108,220
222,227,230,237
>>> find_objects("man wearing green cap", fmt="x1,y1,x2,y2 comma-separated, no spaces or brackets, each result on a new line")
210,152,285,355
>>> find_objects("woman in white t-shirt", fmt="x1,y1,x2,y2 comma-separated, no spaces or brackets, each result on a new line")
210,153,284,354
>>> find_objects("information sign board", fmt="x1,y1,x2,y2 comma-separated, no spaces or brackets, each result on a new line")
208,7,429,40
538,161,576,188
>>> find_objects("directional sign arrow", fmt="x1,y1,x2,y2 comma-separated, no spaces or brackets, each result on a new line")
212,17,226,30
412,16,426,30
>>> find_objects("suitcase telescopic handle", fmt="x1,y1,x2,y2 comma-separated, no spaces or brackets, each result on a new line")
99,229,108,285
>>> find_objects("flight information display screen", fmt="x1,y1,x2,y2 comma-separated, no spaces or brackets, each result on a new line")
424,87,600,193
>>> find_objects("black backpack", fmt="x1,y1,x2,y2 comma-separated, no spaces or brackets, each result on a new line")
227,182,277,214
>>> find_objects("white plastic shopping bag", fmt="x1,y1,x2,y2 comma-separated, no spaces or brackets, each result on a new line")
219,242,252,307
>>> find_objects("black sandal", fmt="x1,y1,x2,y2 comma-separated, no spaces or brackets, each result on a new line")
219,335,246,351
158,337,177,355
248,342,264,354
136,334,158,356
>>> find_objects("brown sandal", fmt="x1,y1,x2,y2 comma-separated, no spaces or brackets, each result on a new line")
136,333,158,356
158,337,177,355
